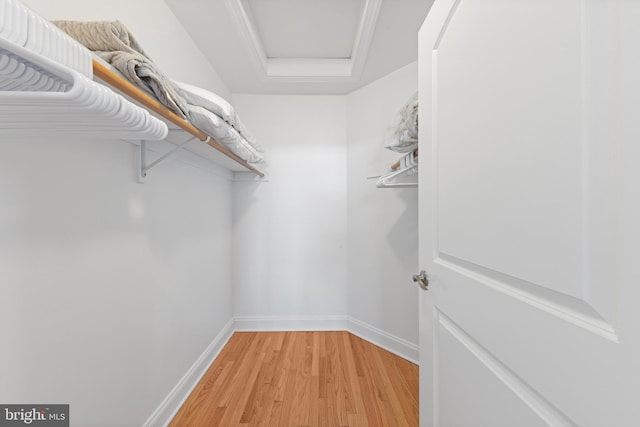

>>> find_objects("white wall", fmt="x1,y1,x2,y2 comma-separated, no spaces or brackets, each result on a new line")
0,139,234,427
346,62,420,347
231,66,419,354
22,0,231,99
231,95,348,324
1,1,236,426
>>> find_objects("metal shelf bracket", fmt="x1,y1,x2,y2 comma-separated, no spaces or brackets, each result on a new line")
138,134,209,183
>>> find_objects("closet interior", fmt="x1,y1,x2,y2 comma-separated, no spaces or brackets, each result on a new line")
0,0,424,425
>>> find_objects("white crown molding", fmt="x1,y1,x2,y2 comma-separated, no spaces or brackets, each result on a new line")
350,0,383,79
224,0,268,73
266,58,353,79
224,0,382,83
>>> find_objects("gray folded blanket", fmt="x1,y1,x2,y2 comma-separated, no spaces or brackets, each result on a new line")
54,20,189,119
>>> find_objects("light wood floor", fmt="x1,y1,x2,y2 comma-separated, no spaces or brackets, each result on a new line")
170,331,418,426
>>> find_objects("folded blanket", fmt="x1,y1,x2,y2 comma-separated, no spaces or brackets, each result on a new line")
175,80,264,153
53,20,189,119
188,105,264,164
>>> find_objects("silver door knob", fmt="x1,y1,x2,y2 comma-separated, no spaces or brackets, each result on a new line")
413,270,429,290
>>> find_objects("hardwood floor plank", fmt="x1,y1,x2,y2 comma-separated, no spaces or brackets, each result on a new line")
350,335,389,427
311,332,320,376
217,335,270,425
370,345,410,426
170,331,418,426
239,335,280,425
381,351,419,427
292,332,312,426
340,332,368,426
170,332,255,426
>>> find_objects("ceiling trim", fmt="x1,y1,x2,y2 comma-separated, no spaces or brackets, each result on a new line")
224,0,382,83
350,0,382,79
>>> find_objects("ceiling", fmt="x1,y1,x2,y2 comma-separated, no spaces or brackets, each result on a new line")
164,0,433,94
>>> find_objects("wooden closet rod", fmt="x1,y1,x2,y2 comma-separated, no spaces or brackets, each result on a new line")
390,148,418,171
92,59,265,178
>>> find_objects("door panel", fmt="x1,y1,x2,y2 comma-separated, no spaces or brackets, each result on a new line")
419,1,640,426
436,0,583,300
437,312,558,427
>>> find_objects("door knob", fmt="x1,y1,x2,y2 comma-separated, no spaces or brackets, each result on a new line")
413,270,429,290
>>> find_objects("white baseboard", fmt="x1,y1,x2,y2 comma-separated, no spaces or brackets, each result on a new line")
234,315,348,331
142,319,235,427
234,315,418,364
347,317,419,365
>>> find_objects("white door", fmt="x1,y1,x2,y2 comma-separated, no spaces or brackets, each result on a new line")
418,1,640,426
